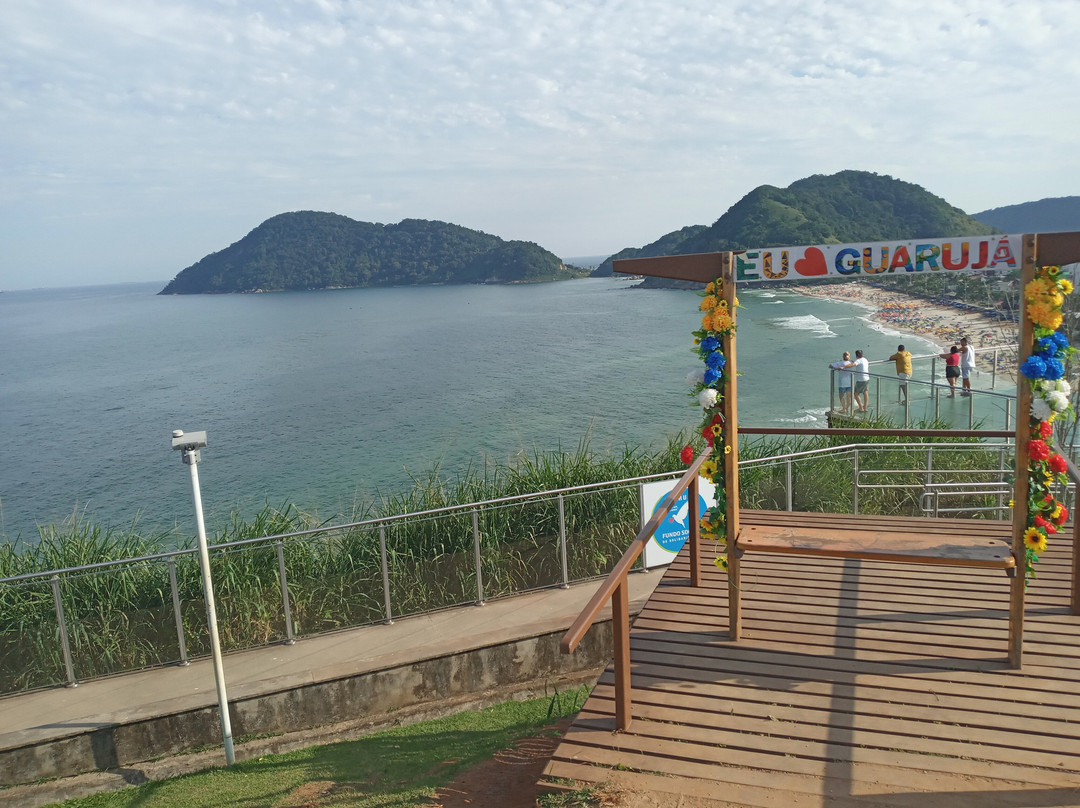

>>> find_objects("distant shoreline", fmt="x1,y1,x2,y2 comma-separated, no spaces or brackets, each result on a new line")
789,283,1020,382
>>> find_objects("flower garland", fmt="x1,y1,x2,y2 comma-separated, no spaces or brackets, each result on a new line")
1018,265,1075,581
681,279,737,570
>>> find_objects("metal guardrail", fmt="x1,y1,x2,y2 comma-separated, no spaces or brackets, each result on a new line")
6,435,1076,694
1,470,686,691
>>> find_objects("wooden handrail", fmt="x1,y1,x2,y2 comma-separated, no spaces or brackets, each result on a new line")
560,445,712,730
560,444,713,656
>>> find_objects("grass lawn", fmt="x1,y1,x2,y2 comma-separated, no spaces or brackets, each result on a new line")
45,688,591,808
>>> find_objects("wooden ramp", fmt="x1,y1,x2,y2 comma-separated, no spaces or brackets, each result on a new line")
542,516,1080,807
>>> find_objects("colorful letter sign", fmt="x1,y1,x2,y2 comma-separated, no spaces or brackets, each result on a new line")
734,234,1021,283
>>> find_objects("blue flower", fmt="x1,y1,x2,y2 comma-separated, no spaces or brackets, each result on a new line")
1037,336,1057,355
705,350,726,369
700,336,720,354
1053,331,1071,350
1045,357,1065,380
1020,355,1048,379
703,366,721,385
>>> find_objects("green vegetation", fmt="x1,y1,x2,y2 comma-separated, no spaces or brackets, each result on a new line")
0,425,1013,696
595,170,998,281
160,213,587,294
44,689,590,808
0,438,691,693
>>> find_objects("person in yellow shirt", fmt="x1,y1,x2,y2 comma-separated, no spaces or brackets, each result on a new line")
888,344,913,404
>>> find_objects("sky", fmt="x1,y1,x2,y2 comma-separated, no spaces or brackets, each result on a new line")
3,0,1080,291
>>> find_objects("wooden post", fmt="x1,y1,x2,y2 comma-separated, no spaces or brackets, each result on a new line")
612,578,631,730
721,253,742,640
1008,234,1037,668
689,473,701,587
1072,511,1080,615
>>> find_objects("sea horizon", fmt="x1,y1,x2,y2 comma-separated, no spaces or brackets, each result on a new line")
0,277,1013,545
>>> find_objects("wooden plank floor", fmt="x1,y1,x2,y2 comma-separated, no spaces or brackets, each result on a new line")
543,517,1080,807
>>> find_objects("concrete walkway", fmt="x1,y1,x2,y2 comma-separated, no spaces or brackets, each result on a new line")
1,571,662,806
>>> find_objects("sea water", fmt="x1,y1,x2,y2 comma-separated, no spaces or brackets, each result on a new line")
0,278,960,543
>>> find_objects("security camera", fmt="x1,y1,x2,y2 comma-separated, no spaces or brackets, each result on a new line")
171,429,208,451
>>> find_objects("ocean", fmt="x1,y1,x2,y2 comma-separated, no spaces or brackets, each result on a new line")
0,277,963,543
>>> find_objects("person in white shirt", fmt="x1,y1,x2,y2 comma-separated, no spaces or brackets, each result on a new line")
843,349,871,413
959,337,976,396
829,351,853,413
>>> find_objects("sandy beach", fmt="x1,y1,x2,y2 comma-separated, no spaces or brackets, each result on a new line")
792,283,1020,380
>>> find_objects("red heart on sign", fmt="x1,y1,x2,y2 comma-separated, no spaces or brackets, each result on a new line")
794,247,827,276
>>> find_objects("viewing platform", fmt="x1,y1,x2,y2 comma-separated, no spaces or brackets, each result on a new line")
543,516,1080,806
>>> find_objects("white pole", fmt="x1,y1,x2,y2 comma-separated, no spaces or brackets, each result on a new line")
174,430,235,765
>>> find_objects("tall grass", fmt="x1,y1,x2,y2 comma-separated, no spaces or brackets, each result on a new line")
0,426,1012,694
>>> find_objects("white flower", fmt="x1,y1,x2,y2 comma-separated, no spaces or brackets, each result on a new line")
685,369,705,387
1048,391,1070,412
1032,397,1053,421
1056,379,1072,396
698,388,719,409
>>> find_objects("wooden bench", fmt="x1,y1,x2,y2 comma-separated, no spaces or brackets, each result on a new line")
726,510,1020,657
735,510,1016,574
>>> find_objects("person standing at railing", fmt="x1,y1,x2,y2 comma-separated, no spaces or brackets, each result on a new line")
960,336,976,396
888,344,913,405
939,345,961,397
829,351,854,414
842,350,871,413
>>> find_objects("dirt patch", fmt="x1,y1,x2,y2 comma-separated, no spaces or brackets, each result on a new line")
427,718,574,807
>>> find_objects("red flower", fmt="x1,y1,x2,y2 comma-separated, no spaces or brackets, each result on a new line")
1050,454,1068,473
1034,515,1049,527
1028,439,1051,462
680,445,695,465
701,425,714,446
1056,506,1069,525
1047,523,1058,535
1039,421,1054,439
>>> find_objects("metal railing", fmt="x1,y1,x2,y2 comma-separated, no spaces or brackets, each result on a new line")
6,432,1077,696
830,348,1018,430
0,470,684,693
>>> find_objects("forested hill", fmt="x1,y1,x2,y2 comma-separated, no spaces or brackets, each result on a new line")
973,196,1080,234
160,213,585,294
593,171,998,285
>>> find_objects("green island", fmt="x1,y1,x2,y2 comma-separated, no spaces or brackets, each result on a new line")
160,214,588,294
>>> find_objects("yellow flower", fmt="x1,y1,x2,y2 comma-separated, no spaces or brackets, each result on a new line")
1008,499,1014,509
699,295,718,311
1060,279,1074,295
717,299,729,308
710,423,723,437
724,445,732,454
714,554,728,570
1024,526,1048,554
704,281,715,294
711,310,734,332
701,313,713,331
701,459,718,479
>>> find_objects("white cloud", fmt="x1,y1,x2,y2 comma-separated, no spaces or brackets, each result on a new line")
2,0,1079,288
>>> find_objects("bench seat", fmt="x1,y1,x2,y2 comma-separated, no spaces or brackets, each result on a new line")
736,510,1015,573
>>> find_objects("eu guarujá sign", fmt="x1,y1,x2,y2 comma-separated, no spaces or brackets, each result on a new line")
733,234,1021,282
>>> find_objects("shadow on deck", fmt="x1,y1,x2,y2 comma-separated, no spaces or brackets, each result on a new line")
543,522,1080,807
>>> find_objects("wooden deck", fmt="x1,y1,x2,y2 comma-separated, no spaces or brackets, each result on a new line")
543,516,1080,807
